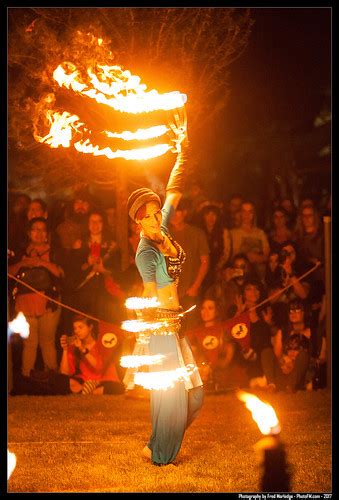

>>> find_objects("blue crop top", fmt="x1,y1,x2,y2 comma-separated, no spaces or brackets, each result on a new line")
135,198,176,289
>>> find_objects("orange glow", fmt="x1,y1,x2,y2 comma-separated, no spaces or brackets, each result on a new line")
237,390,281,435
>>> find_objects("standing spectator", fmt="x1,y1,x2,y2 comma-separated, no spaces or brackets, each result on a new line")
169,198,210,328
55,189,93,251
8,217,63,377
197,202,232,292
183,178,208,225
280,197,297,229
121,218,143,297
223,193,244,229
27,198,48,221
295,204,325,338
268,206,295,254
230,200,270,280
68,209,124,325
8,192,31,259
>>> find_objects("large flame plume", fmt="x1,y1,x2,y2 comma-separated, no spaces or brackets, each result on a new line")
237,390,281,435
34,36,187,162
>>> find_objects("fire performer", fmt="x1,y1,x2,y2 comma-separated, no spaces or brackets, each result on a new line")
125,116,203,466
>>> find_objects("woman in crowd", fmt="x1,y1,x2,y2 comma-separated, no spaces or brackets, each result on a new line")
262,300,312,392
11,314,125,396
197,202,232,293
9,217,63,377
230,200,270,281
268,206,295,254
58,315,125,395
125,122,203,467
69,209,124,325
187,297,237,392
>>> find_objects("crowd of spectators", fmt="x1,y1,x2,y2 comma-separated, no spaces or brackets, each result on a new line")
7,183,331,396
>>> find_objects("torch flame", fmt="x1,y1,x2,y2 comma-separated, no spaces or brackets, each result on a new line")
7,450,16,480
8,312,30,339
237,390,281,435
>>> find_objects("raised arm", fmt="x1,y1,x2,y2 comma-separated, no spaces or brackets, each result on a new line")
165,112,189,211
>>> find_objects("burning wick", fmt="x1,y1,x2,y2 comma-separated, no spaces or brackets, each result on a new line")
237,390,290,492
8,450,17,480
8,312,30,339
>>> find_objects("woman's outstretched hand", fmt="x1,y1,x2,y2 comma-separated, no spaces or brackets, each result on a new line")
169,109,189,153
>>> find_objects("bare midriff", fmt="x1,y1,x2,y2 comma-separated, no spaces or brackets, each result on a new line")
157,283,181,310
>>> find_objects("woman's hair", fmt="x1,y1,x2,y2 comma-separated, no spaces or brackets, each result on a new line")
72,315,97,337
85,209,113,244
200,296,222,322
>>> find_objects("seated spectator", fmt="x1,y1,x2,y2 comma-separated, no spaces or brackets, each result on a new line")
11,315,125,395
206,253,260,319
262,299,312,392
268,241,311,305
230,200,270,281
268,206,295,254
186,298,239,392
8,217,63,378
264,250,281,290
229,278,276,391
197,201,232,292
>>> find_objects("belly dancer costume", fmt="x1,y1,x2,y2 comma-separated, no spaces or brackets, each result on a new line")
122,193,204,466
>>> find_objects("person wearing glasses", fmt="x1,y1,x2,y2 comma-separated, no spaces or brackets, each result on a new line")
263,299,312,393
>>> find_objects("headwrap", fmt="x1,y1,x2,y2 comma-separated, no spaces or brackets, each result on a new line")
127,188,161,221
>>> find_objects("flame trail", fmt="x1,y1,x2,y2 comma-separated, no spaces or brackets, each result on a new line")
34,38,187,162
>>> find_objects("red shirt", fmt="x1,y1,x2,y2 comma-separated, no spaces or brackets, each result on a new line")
67,331,121,382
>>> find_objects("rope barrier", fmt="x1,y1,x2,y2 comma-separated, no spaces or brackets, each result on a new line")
8,273,108,325
8,260,321,328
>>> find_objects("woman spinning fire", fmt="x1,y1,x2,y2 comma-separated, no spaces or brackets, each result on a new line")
123,115,204,466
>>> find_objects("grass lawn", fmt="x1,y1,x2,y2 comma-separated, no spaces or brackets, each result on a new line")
8,388,331,493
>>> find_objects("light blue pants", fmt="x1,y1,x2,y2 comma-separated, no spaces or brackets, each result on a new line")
147,335,204,465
